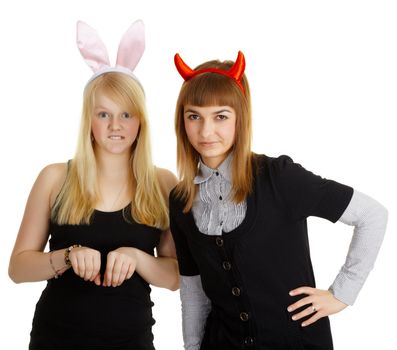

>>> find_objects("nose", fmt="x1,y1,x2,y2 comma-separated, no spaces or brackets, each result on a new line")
109,116,121,130
199,119,214,138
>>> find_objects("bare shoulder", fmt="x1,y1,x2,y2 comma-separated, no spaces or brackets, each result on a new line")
39,163,68,184
155,167,178,195
37,163,68,204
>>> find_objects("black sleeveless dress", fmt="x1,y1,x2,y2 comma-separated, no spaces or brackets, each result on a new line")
29,205,161,350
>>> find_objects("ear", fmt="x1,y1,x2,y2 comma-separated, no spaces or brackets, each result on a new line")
76,21,110,72
116,20,145,72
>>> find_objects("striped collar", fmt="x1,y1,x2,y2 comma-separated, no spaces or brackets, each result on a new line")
194,153,233,184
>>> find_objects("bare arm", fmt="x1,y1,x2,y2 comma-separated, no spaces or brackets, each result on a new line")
143,167,179,290
8,163,69,283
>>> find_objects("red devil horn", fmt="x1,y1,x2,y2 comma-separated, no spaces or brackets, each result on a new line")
174,51,246,94
227,51,245,83
174,54,194,80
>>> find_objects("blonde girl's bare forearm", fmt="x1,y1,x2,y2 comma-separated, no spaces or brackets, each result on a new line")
134,249,179,291
9,249,69,283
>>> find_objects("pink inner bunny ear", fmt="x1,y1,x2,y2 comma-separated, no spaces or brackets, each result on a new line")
116,20,145,72
76,21,110,73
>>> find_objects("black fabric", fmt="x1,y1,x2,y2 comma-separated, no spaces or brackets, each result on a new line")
30,205,161,350
170,154,353,350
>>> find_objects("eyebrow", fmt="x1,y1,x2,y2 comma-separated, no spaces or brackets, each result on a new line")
184,108,232,115
93,106,109,111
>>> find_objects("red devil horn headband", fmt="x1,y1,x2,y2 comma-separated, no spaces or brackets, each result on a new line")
174,51,246,93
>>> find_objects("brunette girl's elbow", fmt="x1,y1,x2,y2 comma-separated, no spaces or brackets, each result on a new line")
168,261,180,291
170,274,180,292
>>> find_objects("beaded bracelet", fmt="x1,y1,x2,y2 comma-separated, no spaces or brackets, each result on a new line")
49,251,63,279
64,244,82,266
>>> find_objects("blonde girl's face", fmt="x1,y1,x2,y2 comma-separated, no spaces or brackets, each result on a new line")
184,104,236,169
91,91,140,156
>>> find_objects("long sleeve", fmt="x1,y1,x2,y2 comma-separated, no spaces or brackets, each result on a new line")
329,189,388,305
180,275,212,350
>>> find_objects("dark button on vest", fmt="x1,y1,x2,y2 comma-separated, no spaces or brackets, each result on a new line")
244,336,255,347
232,287,241,296
222,261,231,270
240,312,249,321
216,237,224,247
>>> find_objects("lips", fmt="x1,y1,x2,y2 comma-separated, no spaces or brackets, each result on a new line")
108,135,124,140
199,141,219,147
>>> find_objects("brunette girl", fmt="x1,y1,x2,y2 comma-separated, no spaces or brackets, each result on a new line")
169,51,387,349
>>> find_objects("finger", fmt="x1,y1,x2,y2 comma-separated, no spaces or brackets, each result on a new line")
116,262,129,286
301,312,322,327
78,258,86,279
90,252,101,281
287,295,312,312
291,305,317,321
289,286,315,297
103,254,115,287
94,273,101,286
111,259,123,287
83,256,94,281
126,263,135,280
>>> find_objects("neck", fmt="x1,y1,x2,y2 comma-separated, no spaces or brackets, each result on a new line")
95,150,131,180
94,151,133,212
201,152,231,170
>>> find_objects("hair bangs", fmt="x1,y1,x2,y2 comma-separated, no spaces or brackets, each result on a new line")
89,73,145,121
181,72,243,109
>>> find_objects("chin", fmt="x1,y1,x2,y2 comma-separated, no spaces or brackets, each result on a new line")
202,149,225,158
107,147,131,155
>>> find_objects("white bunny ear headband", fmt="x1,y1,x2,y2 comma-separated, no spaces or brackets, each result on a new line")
77,20,145,85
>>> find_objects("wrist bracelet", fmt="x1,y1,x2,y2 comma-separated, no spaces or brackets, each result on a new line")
64,244,82,266
49,251,63,279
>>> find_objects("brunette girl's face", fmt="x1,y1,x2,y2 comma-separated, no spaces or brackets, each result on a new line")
91,91,140,156
184,104,236,169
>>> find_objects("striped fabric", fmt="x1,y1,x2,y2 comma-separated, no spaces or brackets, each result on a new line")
192,154,246,235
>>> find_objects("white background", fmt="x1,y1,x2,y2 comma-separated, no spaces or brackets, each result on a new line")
0,0,396,348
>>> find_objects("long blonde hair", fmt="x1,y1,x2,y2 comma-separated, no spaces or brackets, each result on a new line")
52,72,169,229
174,59,254,212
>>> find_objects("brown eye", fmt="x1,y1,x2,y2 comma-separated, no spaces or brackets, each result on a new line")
121,112,131,119
98,112,110,119
188,114,200,120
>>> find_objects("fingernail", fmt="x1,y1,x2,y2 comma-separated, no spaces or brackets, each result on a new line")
287,307,292,312
289,291,294,296
292,315,297,320
301,323,306,327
